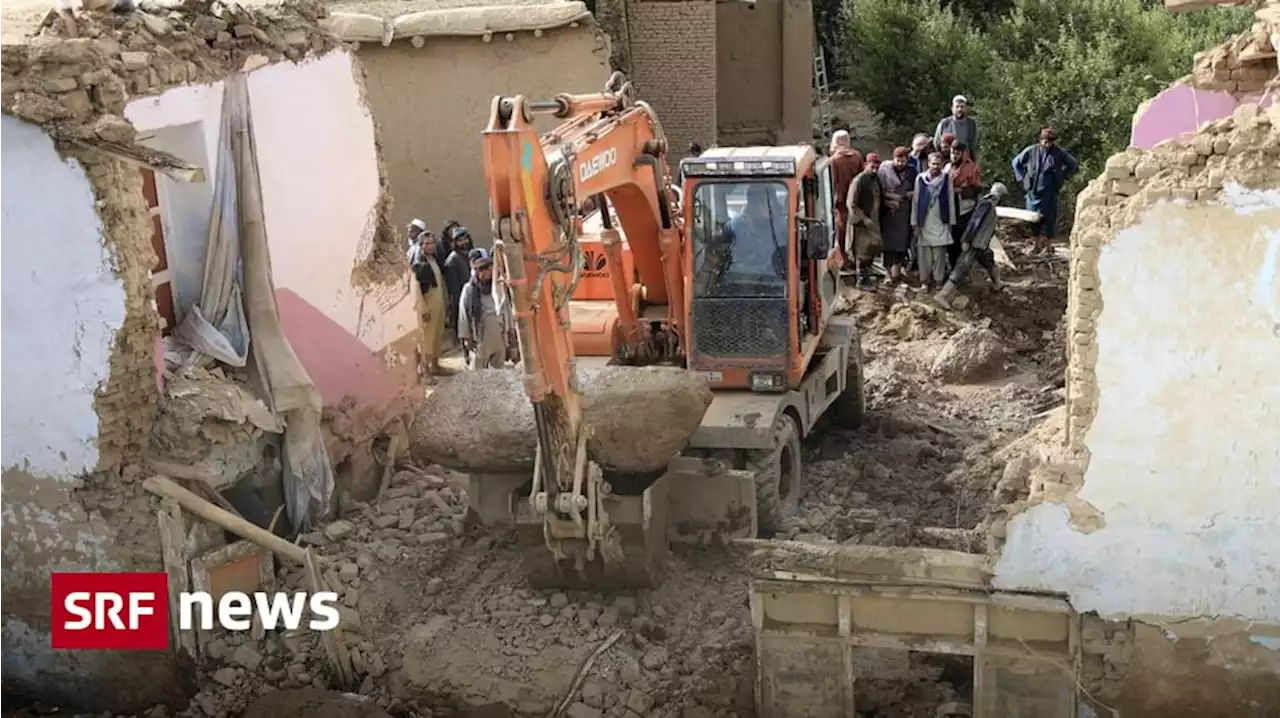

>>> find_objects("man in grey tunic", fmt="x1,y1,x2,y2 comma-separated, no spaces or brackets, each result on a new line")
934,95,979,162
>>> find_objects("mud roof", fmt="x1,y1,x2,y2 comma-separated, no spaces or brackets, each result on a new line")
321,0,593,43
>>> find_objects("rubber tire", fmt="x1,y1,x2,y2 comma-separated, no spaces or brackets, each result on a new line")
832,347,866,430
747,413,802,536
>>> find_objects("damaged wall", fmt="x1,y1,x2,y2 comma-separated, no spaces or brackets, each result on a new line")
0,116,187,710
347,24,610,243
0,1,410,710
123,49,420,432
993,104,1280,715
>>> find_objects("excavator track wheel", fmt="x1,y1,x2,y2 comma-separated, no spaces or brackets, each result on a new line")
746,413,802,537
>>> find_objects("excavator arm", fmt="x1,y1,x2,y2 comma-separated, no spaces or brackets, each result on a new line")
481,73,685,584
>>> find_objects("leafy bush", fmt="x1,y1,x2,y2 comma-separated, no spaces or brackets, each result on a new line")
836,0,1253,216
838,0,994,136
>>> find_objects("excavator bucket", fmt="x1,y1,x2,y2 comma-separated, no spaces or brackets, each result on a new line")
468,456,756,589
514,472,671,590
665,455,758,543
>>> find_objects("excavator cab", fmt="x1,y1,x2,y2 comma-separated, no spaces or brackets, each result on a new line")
680,147,842,393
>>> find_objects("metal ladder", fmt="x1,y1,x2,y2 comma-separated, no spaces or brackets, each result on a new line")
813,40,834,143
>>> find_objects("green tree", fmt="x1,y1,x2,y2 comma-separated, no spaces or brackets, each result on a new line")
838,0,1252,217
839,0,994,135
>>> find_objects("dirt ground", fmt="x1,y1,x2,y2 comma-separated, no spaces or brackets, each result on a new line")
3,223,1070,718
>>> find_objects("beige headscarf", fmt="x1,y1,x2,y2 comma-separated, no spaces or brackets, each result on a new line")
830,130,852,155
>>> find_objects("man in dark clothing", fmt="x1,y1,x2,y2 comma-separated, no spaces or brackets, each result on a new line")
934,95,979,162
457,250,512,370
947,141,982,268
878,146,916,286
437,219,460,268
829,130,864,270
1012,127,1079,255
442,225,474,332
907,133,934,174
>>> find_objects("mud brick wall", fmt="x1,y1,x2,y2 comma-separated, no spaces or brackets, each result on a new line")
85,155,165,474
0,3,357,712
1079,614,1134,704
625,0,717,156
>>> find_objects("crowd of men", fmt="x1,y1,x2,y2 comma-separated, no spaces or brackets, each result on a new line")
401,95,1080,375
404,219,515,379
831,94,1079,293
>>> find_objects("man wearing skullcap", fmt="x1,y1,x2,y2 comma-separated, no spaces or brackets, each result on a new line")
934,95,979,162
1012,127,1079,255
829,130,864,269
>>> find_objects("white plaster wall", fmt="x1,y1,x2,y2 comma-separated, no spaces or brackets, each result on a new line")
995,187,1280,623
123,50,414,352
0,116,124,478
1,117,130,693
248,51,415,348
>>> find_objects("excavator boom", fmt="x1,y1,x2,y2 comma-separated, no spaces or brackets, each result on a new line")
480,73,692,587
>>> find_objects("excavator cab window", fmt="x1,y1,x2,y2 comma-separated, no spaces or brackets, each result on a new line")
690,181,790,299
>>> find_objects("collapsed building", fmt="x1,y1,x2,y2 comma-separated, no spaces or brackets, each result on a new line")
985,1,1280,714
0,0,416,709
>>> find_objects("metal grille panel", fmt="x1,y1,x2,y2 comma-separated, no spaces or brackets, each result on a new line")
692,297,789,361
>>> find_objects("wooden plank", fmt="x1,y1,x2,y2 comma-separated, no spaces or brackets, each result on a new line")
754,629,1072,661
66,139,205,183
742,539,991,589
157,498,198,659
305,548,354,688
974,604,990,718
143,475,310,565
996,206,1041,223
837,595,856,717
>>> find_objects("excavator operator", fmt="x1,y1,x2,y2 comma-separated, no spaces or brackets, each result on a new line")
722,183,787,282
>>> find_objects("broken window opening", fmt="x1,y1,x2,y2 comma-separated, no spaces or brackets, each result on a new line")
142,167,178,335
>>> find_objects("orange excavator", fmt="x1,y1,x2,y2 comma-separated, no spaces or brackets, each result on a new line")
475,73,865,588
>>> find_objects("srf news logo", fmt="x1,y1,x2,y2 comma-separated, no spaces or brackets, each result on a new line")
51,572,340,650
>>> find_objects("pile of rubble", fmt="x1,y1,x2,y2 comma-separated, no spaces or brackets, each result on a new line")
164,462,755,718
1,0,337,140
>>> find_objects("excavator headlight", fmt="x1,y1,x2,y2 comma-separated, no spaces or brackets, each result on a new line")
750,372,786,393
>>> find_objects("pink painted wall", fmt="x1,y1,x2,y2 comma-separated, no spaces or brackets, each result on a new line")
276,288,413,412
1132,83,1277,148
131,51,419,423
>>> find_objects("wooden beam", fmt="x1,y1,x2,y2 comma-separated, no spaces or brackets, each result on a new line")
65,138,205,183
142,475,310,565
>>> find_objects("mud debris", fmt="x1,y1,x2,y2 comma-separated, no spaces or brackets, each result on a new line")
929,326,1006,383
18,229,1073,718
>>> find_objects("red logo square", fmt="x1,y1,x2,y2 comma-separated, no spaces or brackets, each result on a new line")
51,572,171,650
